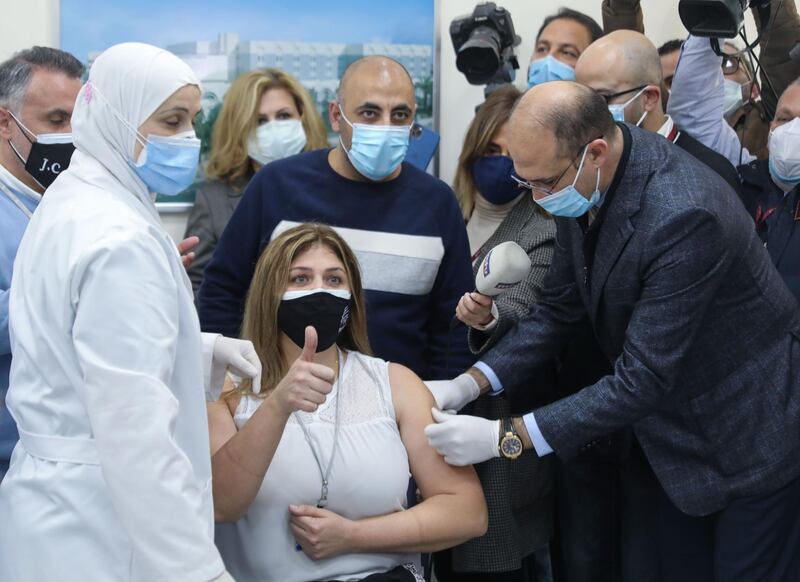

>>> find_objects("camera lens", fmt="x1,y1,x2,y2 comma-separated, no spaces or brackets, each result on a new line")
456,25,502,84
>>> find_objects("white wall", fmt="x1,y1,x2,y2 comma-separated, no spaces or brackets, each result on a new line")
0,0,59,61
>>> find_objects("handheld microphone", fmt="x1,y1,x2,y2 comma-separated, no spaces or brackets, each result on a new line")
474,241,531,296
450,241,531,328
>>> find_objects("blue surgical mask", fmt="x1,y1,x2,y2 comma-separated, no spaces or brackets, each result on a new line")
339,107,411,181
608,86,649,126
534,145,601,218
471,155,523,205
131,130,201,196
527,55,575,88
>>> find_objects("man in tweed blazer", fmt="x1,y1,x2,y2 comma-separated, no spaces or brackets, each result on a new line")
426,82,800,581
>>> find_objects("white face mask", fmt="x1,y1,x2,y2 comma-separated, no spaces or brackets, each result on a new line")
247,119,307,165
723,79,745,118
768,117,800,193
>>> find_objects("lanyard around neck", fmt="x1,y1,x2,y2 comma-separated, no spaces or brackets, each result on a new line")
292,349,344,508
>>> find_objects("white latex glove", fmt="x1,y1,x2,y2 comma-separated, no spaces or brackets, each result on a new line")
424,372,480,412
424,408,500,466
211,336,262,396
208,571,235,582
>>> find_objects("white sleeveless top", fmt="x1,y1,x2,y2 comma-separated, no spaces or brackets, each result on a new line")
215,350,420,582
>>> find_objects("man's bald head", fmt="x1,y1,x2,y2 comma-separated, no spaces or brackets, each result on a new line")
577,30,662,91
510,81,616,159
336,56,415,106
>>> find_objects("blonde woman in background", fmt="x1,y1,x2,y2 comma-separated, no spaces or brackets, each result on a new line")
209,222,487,582
185,68,328,294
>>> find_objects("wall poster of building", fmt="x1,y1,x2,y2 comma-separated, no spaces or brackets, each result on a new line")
60,0,436,209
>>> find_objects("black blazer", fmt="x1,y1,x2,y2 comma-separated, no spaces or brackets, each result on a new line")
674,129,743,198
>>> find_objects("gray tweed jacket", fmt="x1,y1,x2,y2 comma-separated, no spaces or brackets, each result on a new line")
451,196,557,573
468,196,556,355
482,125,800,516
184,179,246,296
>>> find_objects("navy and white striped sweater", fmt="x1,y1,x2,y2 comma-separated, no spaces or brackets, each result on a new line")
197,149,473,380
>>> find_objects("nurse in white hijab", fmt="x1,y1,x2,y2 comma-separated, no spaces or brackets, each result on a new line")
0,43,256,581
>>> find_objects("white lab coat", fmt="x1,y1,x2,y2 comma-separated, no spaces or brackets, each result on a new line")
0,152,224,581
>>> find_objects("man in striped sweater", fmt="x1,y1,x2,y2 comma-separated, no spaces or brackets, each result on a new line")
197,56,473,380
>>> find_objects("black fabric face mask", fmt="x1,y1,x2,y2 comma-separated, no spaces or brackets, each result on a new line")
8,112,75,188
23,139,75,188
277,289,352,352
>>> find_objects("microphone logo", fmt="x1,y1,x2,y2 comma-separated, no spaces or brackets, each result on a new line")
483,250,493,277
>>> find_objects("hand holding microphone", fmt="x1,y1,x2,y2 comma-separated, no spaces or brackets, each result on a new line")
454,241,531,329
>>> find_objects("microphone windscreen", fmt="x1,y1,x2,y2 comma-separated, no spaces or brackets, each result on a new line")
475,241,531,296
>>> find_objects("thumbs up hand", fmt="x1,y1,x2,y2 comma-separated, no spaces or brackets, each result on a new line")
272,326,335,418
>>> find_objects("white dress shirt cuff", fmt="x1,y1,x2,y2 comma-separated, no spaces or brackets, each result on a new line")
522,412,554,457
474,361,504,395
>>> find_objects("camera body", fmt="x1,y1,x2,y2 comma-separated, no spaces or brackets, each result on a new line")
450,2,520,88
679,0,771,38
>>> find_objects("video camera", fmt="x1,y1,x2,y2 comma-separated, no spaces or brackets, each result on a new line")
678,0,772,38
450,2,521,95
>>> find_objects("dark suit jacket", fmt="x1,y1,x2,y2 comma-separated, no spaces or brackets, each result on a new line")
674,130,743,197
482,125,800,516
184,179,246,296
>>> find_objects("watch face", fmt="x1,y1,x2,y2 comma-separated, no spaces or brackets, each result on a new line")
501,435,523,458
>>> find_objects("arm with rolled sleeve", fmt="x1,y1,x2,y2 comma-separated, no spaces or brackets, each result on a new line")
667,35,757,166
197,176,266,338
425,194,474,380
71,232,224,581
532,209,730,458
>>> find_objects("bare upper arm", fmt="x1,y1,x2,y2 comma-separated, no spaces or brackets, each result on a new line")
388,363,483,500
207,377,241,456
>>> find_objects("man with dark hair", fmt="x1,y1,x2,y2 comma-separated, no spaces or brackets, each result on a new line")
0,46,84,481
657,39,683,92
527,8,603,88
427,81,800,582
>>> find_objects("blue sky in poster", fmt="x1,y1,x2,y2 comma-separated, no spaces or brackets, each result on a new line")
61,0,434,63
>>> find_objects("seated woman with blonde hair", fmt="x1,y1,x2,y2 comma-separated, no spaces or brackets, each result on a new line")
208,222,488,582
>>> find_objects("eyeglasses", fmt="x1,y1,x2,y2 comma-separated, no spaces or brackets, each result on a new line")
721,54,743,76
598,85,648,104
510,135,603,196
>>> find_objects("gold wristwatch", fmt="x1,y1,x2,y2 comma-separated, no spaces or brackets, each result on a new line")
499,417,523,459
